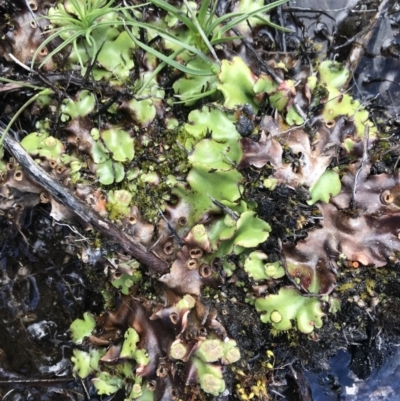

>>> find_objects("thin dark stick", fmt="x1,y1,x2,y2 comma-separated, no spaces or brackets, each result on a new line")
0,378,73,385
351,125,369,209
2,131,169,274
344,0,389,88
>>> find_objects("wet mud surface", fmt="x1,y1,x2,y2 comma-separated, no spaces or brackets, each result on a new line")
0,213,105,400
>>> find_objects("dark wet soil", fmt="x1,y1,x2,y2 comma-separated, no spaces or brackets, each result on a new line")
0,210,105,400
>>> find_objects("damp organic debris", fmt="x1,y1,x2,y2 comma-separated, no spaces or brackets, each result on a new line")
1,0,400,400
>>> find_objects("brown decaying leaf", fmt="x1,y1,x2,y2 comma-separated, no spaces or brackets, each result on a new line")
240,116,361,188
239,115,400,294
284,163,400,294
86,293,230,400
159,246,221,296
0,4,54,70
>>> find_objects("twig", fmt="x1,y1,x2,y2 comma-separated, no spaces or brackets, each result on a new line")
155,204,183,246
393,155,400,172
231,27,283,84
285,5,358,14
2,131,169,274
8,53,64,97
343,0,389,88
0,377,73,384
207,194,239,221
351,124,370,208
270,389,286,398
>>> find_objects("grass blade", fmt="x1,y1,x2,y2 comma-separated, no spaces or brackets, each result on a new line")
197,0,211,27
0,89,53,148
209,0,290,34
119,18,213,66
182,0,219,64
137,48,185,95
219,0,291,35
125,28,215,76
149,0,197,33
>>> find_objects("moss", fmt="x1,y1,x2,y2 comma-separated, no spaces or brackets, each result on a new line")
130,187,161,223
365,278,376,295
336,282,355,292
122,124,190,222
107,190,132,221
